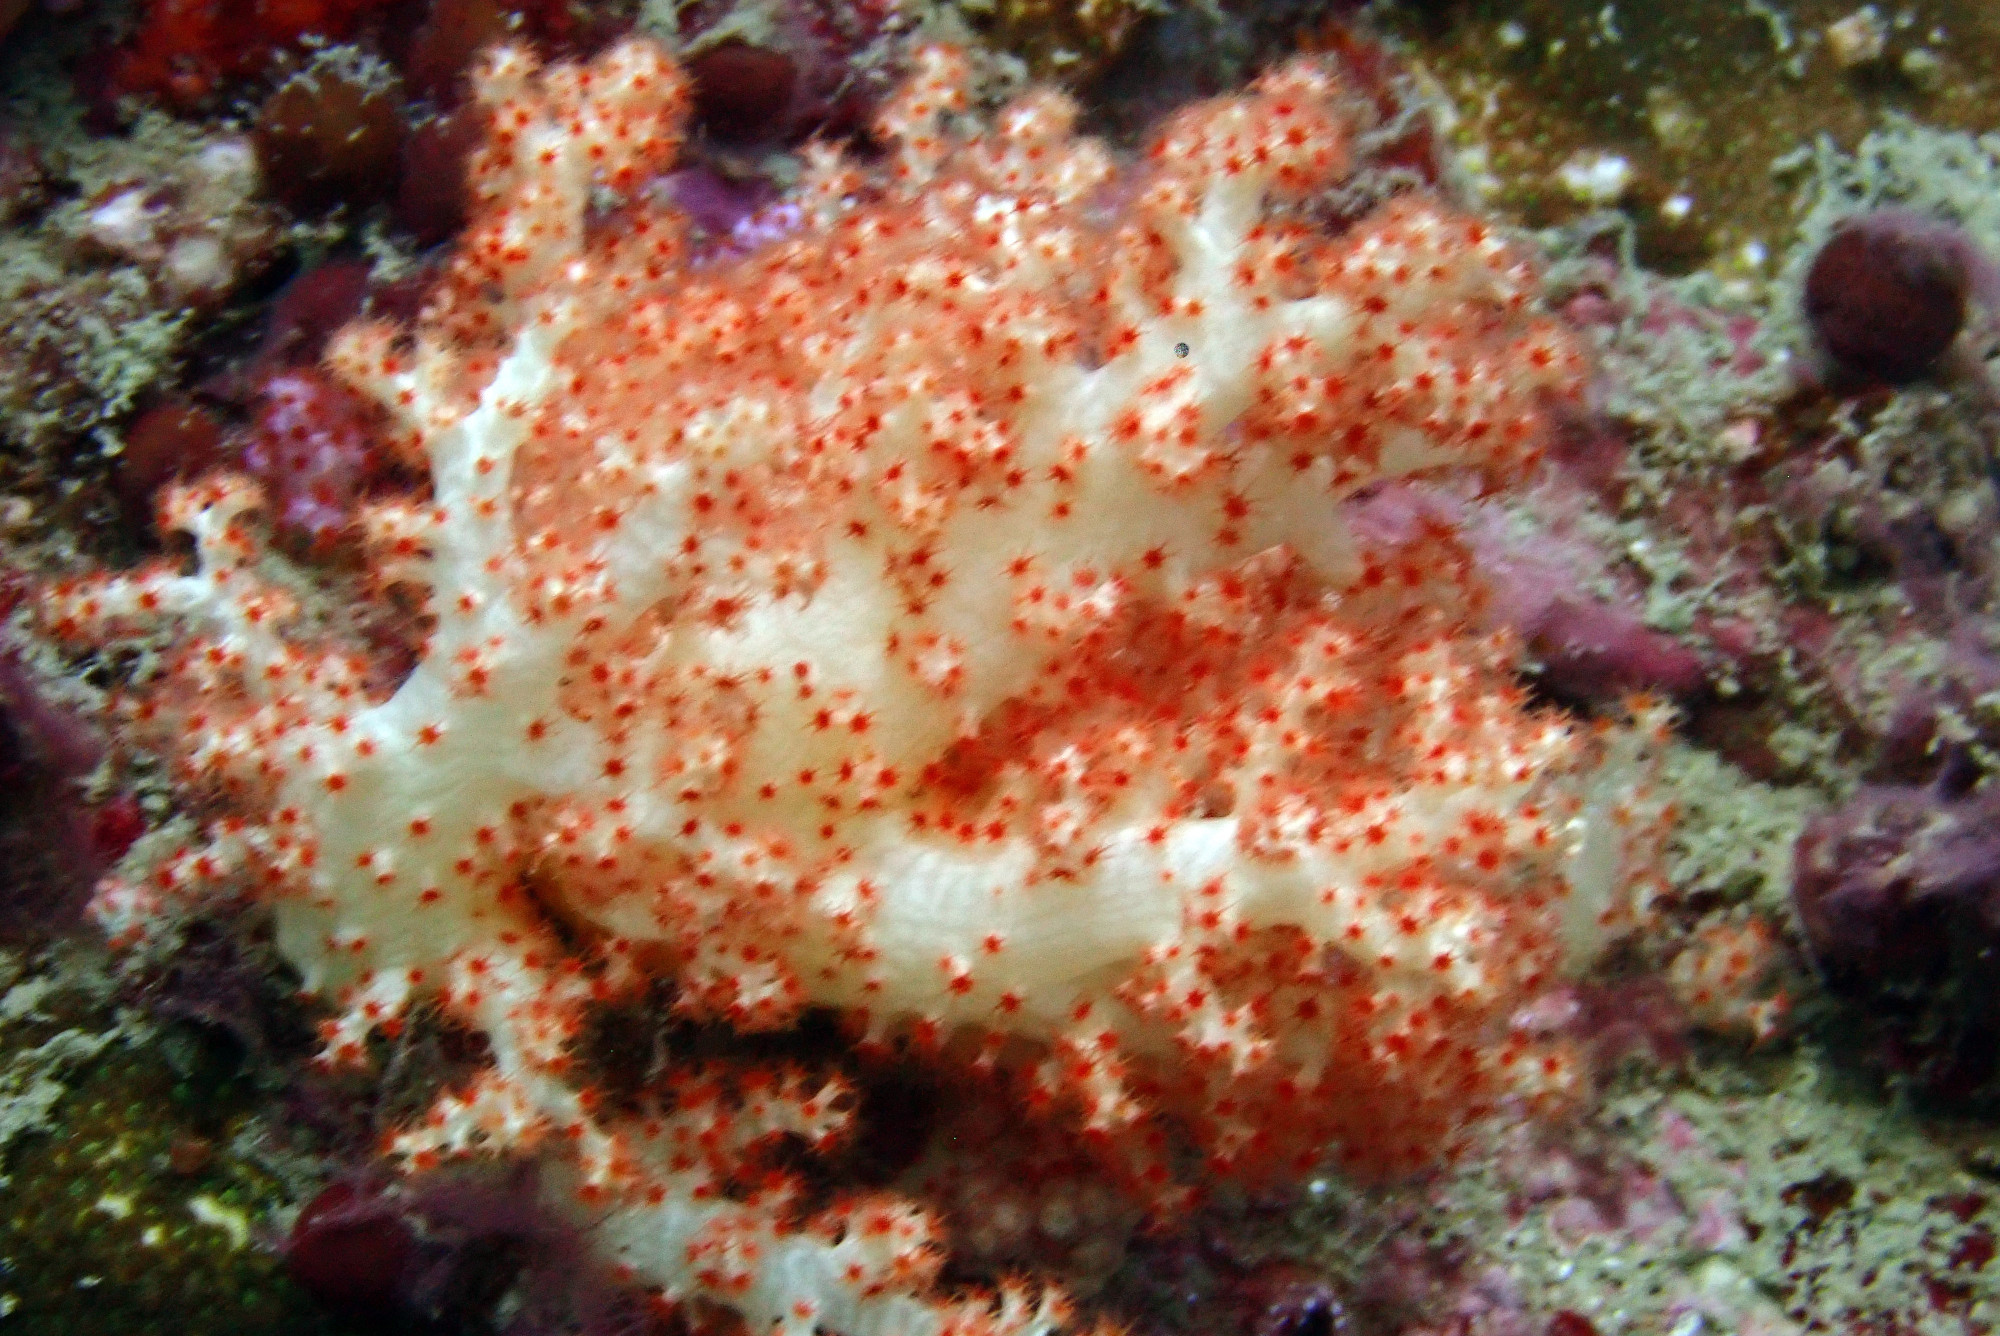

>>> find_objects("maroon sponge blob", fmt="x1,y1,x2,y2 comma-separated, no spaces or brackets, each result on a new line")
254,66,408,213
402,0,513,104
1803,212,1972,385
286,1182,416,1316
688,41,798,143
255,259,373,374
117,398,226,518
395,106,483,245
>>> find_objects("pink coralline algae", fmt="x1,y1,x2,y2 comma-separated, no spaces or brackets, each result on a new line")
1345,482,1712,709
240,369,385,552
1793,775,2000,991
1792,774,2000,1096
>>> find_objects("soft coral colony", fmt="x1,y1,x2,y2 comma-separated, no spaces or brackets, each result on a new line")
44,34,1671,1333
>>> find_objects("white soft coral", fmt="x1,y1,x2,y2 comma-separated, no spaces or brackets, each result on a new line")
42,35,1663,1334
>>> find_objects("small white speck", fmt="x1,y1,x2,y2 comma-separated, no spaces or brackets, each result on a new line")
187,1194,251,1249
164,235,230,295
192,139,257,193
1826,6,1888,66
1661,193,1694,221
1497,20,1528,47
1900,47,1943,88
93,1193,135,1221
1745,0,1794,50
1556,151,1634,205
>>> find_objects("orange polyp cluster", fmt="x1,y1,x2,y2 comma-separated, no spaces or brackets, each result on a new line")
38,35,1663,1336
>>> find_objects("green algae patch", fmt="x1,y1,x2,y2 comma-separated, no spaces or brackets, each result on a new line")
0,954,358,1336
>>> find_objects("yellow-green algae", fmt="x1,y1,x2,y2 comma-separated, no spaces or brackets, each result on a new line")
1379,0,2000,269
0,949,360,1336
